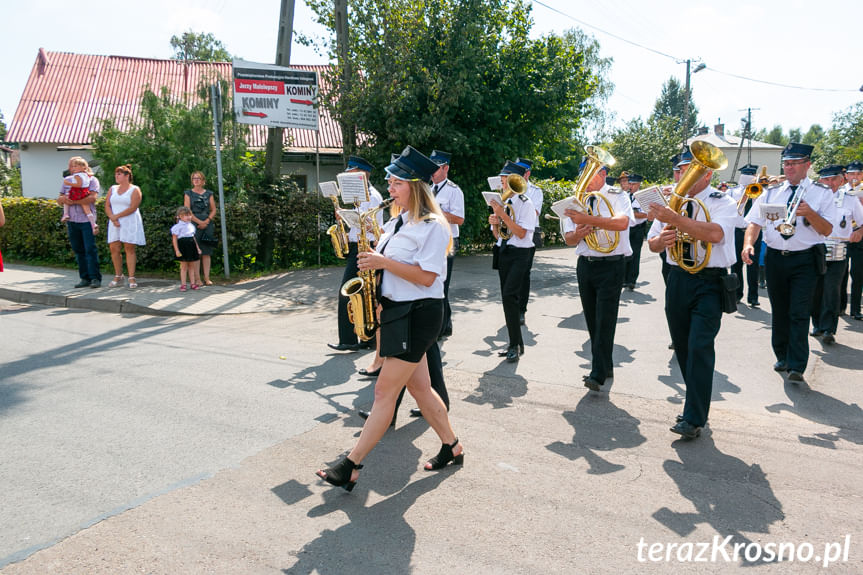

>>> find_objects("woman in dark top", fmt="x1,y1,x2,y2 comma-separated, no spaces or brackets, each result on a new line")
183,171,218,285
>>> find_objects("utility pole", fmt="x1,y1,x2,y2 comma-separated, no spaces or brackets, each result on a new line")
264,0,296,184
335,0,354,160
682,59,691,148
731,107,760,176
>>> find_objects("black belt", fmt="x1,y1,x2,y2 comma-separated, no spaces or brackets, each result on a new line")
767,246,814,257
670,266,727,278
581,255,624,262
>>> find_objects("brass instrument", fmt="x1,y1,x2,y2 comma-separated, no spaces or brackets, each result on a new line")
736,165,768,216
777,184,805,236
326,195,350,259
667,140,728,273
493,174,528,241
571,145,618,253
340,198,394,342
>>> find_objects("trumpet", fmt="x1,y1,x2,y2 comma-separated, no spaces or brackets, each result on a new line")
736,166,768,216
777,185,806,236
493,174,528,241
667,141,728,273
571,145,618,253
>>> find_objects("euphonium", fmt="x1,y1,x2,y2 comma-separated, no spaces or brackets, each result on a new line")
571,145,618,253
667,140,728,273
736,165,768,216
326,196,350,259
340,198,394,342
493,174,528,241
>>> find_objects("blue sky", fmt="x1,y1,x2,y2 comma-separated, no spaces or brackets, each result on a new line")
2,0,860,139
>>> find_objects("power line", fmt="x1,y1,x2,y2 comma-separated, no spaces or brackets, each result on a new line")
530,0,859,94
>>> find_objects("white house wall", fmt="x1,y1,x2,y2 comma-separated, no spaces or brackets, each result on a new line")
19,145,95,199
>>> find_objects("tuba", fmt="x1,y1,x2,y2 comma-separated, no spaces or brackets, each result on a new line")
571,145,618,253
494,174,528,241
736,165,768,216
667,140,728,273
326,195,350,259
340,198,394,342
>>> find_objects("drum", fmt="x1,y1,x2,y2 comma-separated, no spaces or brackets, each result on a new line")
824,238,847,262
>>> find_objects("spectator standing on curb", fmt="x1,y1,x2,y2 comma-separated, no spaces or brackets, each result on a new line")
104,165,146,289
57,159,101,288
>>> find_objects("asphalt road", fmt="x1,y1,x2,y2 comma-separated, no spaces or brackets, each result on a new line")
1,249,862,573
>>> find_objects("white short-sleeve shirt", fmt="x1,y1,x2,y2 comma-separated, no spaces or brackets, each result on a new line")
828,188,863,241
378,213,450,301
347,184,384,243
433,179,465,239
499,194,537,248
745,178,837,251
563,184,635,257
526,182,543,219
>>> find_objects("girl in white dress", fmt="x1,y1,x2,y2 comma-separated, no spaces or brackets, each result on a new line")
104,165,146,288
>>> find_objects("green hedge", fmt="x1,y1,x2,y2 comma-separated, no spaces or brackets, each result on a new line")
0,178,576,274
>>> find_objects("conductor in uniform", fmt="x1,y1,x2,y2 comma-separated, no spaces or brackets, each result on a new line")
742,143,836,382
489,161,537,362
429,150,465,338
329,156,383,352
562,159,634,391
646,148,738,439
516,158,543,326
729,164,764,307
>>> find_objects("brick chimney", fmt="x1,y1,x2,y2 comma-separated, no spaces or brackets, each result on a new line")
714,123,725,137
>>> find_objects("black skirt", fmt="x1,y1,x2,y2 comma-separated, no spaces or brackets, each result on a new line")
380,297,443,363
175,236,200,262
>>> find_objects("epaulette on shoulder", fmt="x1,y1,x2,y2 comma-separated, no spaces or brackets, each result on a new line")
709,191,725,198
813,181,831,190
606,186,622,194
518,194,528,201
767,183,782,190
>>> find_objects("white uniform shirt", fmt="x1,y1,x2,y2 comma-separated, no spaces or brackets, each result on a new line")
563,184,636,257
648,186,738,268
346,184,384,243
498,194,537,248
746,178,837,251
525,182,543,223
432,179,465,239
377,212,450,301
727,185,750,229
628,191,645,228
828,187,863,241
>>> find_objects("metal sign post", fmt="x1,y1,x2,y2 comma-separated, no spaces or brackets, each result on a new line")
211,83,230,278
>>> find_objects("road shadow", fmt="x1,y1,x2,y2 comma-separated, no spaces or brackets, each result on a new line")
546,394,646,474
765,379,863,447
658,356,740,409
653,436,785,567
281,465,452,574
463,368,528,410
811,339,863,370
571,339,636,376
476,324,536,357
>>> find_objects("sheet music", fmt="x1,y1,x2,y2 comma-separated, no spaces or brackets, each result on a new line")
337,172,368,204
482,191,505,207
487,176,502,191
550,195,587,219
759,203,787,222
337,209,360,230
633,186,668,211
319,181,339,198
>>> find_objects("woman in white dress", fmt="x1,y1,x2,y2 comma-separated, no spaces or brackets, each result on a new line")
104,165,146,288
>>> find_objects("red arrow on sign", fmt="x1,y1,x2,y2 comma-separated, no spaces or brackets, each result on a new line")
290,98,314,106
243,111,268,118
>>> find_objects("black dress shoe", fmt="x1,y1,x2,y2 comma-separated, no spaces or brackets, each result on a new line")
328,343,360,352
822,333,835,345
498,343,524,357
74,279,90,288
505,346,521,363
748,300,760,308
788,371,805,382
89,279,101,288
358,410,396,427
583,377,602,391
358,367,382,377
670,420,701,439
667,342,675,350
409,408,423,418
773,361,788,372
358,340,375,350
853,314,863,321
810,329,824,337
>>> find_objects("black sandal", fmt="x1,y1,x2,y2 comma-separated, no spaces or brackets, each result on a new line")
424,438,464,471
316,456,364,492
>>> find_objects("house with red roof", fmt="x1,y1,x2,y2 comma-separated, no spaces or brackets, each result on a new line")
6,49,345,198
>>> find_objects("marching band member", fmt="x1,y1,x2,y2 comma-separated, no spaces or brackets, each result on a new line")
328,156,383,352
429,150,465,339
516,158,543,326
563,159,634,391
742,143,836,383
729,164,764,307
810,165,863,344
316,146,463,492
623,173,647,290
843,161,863,320
646,149,737,439
490,161,537,362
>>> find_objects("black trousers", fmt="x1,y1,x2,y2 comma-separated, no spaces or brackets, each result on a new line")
848,241,863,315
577,256,625,382
337,243,360,345
733,228,762,302
666,267,724,428
765,247,819,373
440,239,458,336
499,245,532,347
624,222,647,286
518,228,541,314
811,258,848,335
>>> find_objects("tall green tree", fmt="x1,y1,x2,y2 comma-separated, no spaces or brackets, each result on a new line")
304,0,609,241
170,30,231,62
0,109,7,141
608,115,684,183
651,76,698,134
821,102,863,165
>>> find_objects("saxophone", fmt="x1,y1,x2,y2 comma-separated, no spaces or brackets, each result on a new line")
326,196,350,259
340,198,394,342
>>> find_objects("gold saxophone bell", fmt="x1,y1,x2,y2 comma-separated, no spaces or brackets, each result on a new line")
571,145,618,253
494,174,527,241
667,141,728,273
326,195,350,259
